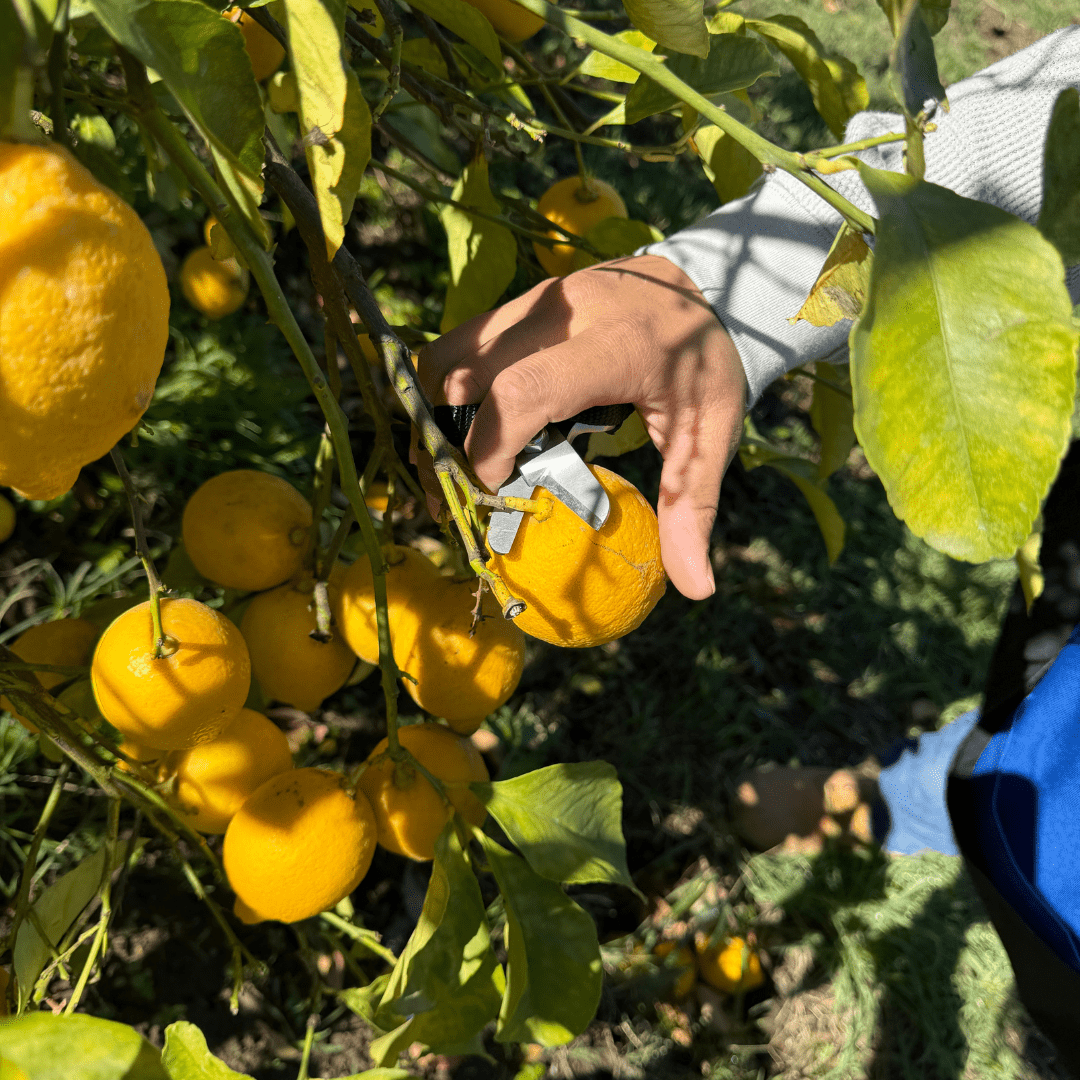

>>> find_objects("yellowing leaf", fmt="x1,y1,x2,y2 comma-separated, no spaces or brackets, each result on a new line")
578,30,655,83
585,408,651,461
399,37,449,81
692,123,762,206
439,151,517,333
790,224,871,327
850,165,1079,562
623,0,708,59
405,0,501,70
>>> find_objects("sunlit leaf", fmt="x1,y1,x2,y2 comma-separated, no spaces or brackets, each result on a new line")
850,165,1079,562
622,0,707,59
161,1022,252,1079
399,37,449,81
282,0,372,259
585,408,651,462
692,123,761,206
889,0,945,119
876,0,949,35
810,363,856,480
790,223,871,328
624,33,777,124
1038,87,1080,266
481,835,602,1046
87,0,270,247
439,150,517,333
473,761,635,890
1016,529,1044,613
746,16,857,139
0,1014,167,1080
578,30,655,83
570,217,660,272
369,827,503,1064
404,0,500,70
825,54,869,120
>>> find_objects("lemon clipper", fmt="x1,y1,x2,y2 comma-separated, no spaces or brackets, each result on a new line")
435,403,635,553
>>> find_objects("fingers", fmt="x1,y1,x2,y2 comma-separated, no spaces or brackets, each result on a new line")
463,327,640,493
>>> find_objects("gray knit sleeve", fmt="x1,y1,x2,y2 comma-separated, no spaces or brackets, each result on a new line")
640,26,1080,406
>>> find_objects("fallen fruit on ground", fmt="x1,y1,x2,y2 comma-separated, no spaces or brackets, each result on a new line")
91,598,250,751
224,767,377,924
170,708,294,833
335,545,440,664
486,464,666,648
1,618,99,733
398,576,525,734
461,0,544,42
226,6,285,81
182,469,312,592
0,142,169,501
358,722,489,861
180,246,249,320
694,934,765,994
240,574,357,713
533,176,628,278
0,494,14,543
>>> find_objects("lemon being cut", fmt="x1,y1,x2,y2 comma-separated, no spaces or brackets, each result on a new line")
240,574,357,713
487,464,666,648
224,768,377,924
182,469,312,592
0,618,99,733
533,176,628,278
91,598,250,751
0,142,169,501
171,707,294,834
358,722,489,861
398,576,524,734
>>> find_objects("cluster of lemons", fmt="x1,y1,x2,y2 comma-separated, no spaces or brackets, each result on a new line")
637,934,766,1002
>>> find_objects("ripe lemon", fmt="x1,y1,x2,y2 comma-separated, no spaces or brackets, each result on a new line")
226,6,286,81
240,576,357,713
180,246,249,319
694,934,764,994
486,464,665,648
1,618,98,733
0,143,169,501
358,722,489,861
182,469,312,592
224,767,377,924
0,494,14,543
533,176,628,278
462,0,544,41
654,940,696,1000
91,598,250,751
335,545,440,664
398,577,524,734
170,707,294,833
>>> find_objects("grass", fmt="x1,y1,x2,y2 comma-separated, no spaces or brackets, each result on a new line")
3,2,1079,1077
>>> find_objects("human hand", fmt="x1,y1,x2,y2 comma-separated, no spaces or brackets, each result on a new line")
414,254,747,601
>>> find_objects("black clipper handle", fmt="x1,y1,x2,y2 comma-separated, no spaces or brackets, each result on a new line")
433,402,635,448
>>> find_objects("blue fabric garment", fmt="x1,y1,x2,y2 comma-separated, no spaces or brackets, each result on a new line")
876,709,981,857
966,623,1080,977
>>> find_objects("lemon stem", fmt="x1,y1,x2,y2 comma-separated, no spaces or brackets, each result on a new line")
473,492,547,514
318,505,356,583
297,1015,318,1080
109,446,177,660
310,580,334,643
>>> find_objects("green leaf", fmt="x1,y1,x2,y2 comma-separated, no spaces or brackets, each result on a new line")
570,217,660,272
439,150,517,333
338,973,392,1024
282,0,372,260
889,0,945,120
789,223,871,328
692,123,762,206
578,29,655,83
623,33,778,124
403,0,501,70
622,0,708,59
876,0,949,35
161,1022,251,1079
472,761,635,891
585,407,651,462
480,835,602,1047
370,826,503,1064
1039,87,1080,266
87,0,270,248
810,362,856,480
740,440,846,564
382,93,460,176
0,1014,168,1080
399,37,448,81
746,16,857,139
13,841,125,1010
850,165,1079,562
